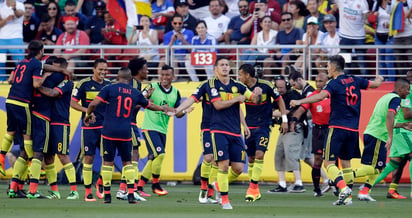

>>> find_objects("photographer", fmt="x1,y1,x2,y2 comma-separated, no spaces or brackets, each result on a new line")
268,75,305,193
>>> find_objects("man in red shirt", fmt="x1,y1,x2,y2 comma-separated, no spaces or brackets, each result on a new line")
290,72,331,197
54,16,90,70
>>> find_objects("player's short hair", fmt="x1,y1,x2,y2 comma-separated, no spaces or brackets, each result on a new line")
288,70,303,81
45,56,58,65
128,57,147,76
93,58,107,68
395,78,410,89
239,64,255,77
214,56,229,67
27,40,44,59
118,67,131,80
55,57,68,68
328,55,345,72
162,64,174,73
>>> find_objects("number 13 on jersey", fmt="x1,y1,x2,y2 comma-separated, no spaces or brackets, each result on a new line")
191,52,217,66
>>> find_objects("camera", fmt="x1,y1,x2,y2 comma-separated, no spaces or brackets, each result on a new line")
135,25,144,30
255,7,260,12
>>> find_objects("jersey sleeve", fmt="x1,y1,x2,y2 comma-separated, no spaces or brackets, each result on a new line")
96,85,109,103
141,83,153,97
32,61,43,79
174,90,182,108
238,82,254,101
388,97,401,115
134,90,150,109
71,81,84,101
402,97,411,109
268,83,281,101
191,81,207,102
356,76,371,90
54,80,73,96
323,79,335,98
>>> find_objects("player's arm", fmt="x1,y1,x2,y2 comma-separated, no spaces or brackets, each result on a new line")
70,99,87,113
37,86,60,97
369,75,384,89
240,109,250,139
385,110,396,149
43,64,73,80
402,107,412,120
290,91,328,107
84,98,102,126
175,97,196,114
7,71,14,84
212,95,246,110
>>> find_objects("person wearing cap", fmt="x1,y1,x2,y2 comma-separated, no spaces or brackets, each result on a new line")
314,14,340,73
165,0,197,33
85,1,106,45
241,0,281,41
294,16,322,72
302,0,325,32
54,15,90,71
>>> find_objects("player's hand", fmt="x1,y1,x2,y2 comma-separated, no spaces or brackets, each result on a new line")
281,122,289,134
244,127,251,139
145,87,154,98
253,87,263,96
375,75,384,82
403,122,412,130
83,113,96,126
385,137,392,150
185,107,195,113
236,95,246,103
62,69,74,80
290,100,300,107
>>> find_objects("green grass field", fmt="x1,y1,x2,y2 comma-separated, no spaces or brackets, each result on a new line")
0,182,411,218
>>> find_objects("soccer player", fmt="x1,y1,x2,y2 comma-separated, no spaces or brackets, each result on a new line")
36,58,79,200
3,41,71,198
290,55,383,205
385,71,412,199
70,58,111,201
84,67,170,204
136,65,189,197
371,78,412,197
354,78,410,201
237,64,288,202
116,57,150,201
177,57,262,209
290,72,331,197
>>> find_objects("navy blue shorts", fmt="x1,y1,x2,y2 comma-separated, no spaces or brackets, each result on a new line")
323,127,361,161
142,130,166,159
202,130,213,155
48,124,70,155
31,114,49,153
131,125,142,149
102,138,132,162
361,134,387,169
6,102,31,136
245,126,271,157
211,132,246,163
81,128,102,156
312,125,328,155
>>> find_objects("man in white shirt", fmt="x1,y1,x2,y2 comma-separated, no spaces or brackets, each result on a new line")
0,0,25,81
314,14,340,73
204,0,230,43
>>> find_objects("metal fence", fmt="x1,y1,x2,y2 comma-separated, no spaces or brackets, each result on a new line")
0,44,410,81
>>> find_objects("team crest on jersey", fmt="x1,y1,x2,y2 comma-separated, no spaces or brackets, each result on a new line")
84,146,89,152
218,23,223,28
377,161,383,167
156,147,162,152
231,86,238,93
73,88,78,96
405,99,411,106
218,150,223,156
211,88,219,96
204,142,210,148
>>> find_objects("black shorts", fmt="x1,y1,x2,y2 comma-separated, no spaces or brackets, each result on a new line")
131,125,141,149
323,127,361,161
361,134,387,169
311,125,328,155
143,130,166,158
48,124,70,155
6,101,31,136
211,132,245,163
102,138,132,162
32,113,49,153
81,128,102,156
202,130,213,155
245,126,271,157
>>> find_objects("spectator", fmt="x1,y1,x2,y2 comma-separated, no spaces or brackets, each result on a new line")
128,15,159,63
302,0,325,32
335,0,370,75
54,16,90,70
184,20,217,81
161,14,194,77
288,1,309,29
274,12,304,75
102,12,127,46
165,0,197,33
295,16,322,72
57,0,88,31
204,0,230,43
314,14,340,73
391,0,412,76
85,1,106,45
249,0,282,18
33,0,50,21
151,0,175,35
35,14,63,54
241,0,281,42
370,0,395,81
47,1,61,30
23,1,40,44
240,16,277,67
188,0,211,20
76,0,98,17
0,0,25,81
225,0,240,18
224,0,252,45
